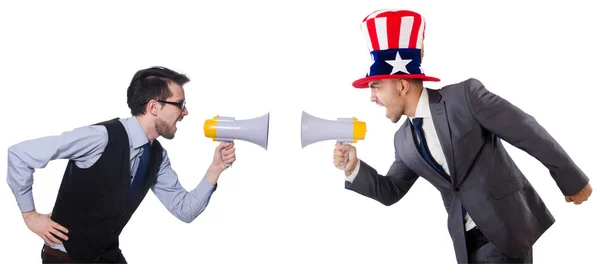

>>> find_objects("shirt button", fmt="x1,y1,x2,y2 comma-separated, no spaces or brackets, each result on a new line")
454,187,460,192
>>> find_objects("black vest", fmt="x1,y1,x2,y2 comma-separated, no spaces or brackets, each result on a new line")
50,118,163,263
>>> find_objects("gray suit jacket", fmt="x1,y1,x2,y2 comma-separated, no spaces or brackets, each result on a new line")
345,78,589,263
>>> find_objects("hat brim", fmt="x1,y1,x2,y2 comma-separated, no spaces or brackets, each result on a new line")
352,74,440,88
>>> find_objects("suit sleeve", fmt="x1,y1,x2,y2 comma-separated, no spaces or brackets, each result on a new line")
345,135,419,206
464,78,589,196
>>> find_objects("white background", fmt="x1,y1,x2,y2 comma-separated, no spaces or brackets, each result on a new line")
1,0,599,263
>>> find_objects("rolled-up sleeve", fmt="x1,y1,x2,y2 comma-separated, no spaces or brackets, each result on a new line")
151,148,217,223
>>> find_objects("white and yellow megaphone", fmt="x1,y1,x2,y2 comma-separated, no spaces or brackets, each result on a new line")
300,111,366,169
204,113,270,167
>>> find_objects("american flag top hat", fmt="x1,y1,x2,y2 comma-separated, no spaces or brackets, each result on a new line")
352,10,440,88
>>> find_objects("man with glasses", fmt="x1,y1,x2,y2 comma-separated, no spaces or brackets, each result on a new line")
7,66,236,263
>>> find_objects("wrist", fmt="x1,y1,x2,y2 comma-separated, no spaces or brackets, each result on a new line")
22,210,37,220
209,162,223,174
206,164,223,185
345,160,358,175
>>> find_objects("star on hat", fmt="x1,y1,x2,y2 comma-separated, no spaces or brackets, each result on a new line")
386,52,412,74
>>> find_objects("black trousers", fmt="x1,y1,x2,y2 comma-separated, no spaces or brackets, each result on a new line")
41,245,127,263
466,228,533,263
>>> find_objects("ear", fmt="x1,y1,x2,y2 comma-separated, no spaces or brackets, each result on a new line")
398,79,411,96
146,99,160,116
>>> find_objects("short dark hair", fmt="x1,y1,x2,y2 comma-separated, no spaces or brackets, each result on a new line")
127,66,190,116
407,78,423,87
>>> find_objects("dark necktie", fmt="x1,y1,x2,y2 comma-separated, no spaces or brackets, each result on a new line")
412,118,451,181
129,143,151,202
413,117,466,217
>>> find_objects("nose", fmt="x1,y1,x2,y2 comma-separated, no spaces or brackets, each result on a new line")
182,106,189,116
370,89,377,103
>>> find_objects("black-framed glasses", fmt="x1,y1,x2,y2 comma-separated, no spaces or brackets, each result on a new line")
157,100,186,110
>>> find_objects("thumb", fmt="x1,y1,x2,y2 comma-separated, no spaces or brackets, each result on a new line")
344,144,355,153
217,142,229,150
565,196,573,202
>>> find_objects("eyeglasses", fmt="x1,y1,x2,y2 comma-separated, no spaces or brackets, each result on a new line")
157,100,186,110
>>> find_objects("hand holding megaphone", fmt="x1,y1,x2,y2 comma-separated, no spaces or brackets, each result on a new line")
204,113,270,168
334,142,358,172
300,111,366,169
213,141,236,170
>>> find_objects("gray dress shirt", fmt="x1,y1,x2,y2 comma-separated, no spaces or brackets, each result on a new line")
7,116,217,252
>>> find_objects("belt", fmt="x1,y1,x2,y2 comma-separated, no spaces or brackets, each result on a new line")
42,244,73,262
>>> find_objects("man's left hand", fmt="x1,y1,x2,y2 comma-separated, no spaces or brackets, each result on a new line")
565,183,592,205
212,141,236,171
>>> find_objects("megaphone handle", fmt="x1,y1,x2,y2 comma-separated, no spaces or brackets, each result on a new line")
337,142,350,169
221,141,232,167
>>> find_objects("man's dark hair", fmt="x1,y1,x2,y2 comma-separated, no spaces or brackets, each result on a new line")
127,66,190,116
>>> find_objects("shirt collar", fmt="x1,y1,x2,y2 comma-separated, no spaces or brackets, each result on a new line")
410,88,431,123
124,116,150,149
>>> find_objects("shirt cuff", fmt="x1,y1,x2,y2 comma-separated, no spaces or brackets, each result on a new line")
16,192,35,213
345,160,361,183
197,176,217,193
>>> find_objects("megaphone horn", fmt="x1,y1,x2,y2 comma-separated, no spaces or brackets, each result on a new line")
300,111,366,169
204,112,270,167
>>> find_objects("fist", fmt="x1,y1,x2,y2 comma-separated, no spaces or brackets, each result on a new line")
333,142,358,173
213,141,236,170
565,183,592,205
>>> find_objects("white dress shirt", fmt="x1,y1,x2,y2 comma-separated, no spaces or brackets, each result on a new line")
346,88,477,231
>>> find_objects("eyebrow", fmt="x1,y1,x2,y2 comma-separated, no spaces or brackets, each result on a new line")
369,83,379,88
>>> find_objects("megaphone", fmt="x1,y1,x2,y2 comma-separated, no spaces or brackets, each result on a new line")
204,112,270,167
300,111,366,169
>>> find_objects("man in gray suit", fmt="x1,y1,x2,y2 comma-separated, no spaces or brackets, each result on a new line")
334,9,592,263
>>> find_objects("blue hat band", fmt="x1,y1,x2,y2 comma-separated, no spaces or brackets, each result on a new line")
368,48,422,77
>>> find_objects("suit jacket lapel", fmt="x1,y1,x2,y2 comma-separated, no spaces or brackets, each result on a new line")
427,88,457,183
399,121,450,187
